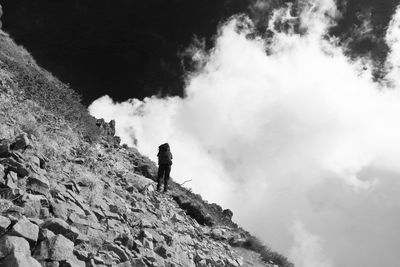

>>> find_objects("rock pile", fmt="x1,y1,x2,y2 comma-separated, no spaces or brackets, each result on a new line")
0,131,273,267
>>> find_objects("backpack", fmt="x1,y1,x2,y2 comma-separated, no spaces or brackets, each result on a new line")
158,143,172,164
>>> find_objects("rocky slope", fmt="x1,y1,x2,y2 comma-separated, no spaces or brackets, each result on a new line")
0,13,293,267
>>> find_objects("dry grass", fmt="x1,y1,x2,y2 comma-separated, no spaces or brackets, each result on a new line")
76,168,104,207
0,34,101,142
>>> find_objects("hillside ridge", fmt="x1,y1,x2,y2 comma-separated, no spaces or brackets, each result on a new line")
0,9,293,267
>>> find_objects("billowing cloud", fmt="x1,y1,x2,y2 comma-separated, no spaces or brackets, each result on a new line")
89,1,400,266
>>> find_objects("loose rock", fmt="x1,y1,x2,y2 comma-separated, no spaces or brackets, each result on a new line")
9,217,39,243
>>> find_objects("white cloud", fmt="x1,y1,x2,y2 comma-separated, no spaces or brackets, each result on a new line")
89,1,400,266
289,221,332,267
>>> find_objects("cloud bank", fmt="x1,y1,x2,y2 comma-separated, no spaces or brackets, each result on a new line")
89,0,400,266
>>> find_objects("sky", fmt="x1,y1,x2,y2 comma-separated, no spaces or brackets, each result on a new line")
89,0,400,267
1,0,397,104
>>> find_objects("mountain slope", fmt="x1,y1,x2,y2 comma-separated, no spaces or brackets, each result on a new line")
0,23,293,267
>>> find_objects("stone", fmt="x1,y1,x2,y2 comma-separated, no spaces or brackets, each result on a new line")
73,250,89,262
29,217,44,226
103,209,120,220
0,216,11,233
9,217,39,242
132,240,143,251
33,239,50,261
5,174,17,190
0,235,30,258
222,209,233,220
211,228,226,240
75,233,89,244
66,191,92,215
0,158,29,177
0,252,42,267
13,134,30,150
69,212,101,230
105,243,129,262
235,257,244,266
156,245,172,259
41,261,60,267
143,238,154,250
73,158,85,164
38,228,56,242
7,171,17,182
60,255,86,267
23,194,48,218
130,258,147,267
0,140,11,158
48,235,74,261
41,207,50,218
6,205,25,218
141,229,153,240
27,155,41,168
41,218,80,242
146,229,164,243
226,258,239,267
64,181,81,194
125,173,154,193
171,213,184,223
107,218,120,229
0,164,4,181
140,218,153,228
27,174,50,195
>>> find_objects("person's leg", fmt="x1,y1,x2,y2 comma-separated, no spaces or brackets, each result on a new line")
157,165,165,191
163,165,171,192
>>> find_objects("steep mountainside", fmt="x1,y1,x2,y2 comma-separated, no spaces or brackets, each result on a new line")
0,15,293,267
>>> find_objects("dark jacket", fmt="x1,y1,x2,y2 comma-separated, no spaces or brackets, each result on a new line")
157,143,173,165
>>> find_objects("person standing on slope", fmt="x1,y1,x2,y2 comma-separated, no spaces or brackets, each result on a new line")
157,143,173,192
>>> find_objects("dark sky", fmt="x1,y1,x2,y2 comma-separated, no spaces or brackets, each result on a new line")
0,0,399,105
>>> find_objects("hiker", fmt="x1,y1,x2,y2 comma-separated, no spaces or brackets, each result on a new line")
157,143,173,192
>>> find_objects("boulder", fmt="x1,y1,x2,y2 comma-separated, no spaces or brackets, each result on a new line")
0,158,29,177
125,173,154,193
13,134,30,150
9,218,39,242
27,174,50,195
0,216,11,233
222,209,233,220
41,218,80,242
0,252,41,267
48,235,74,261
0,235,31,258
35,234,75,261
